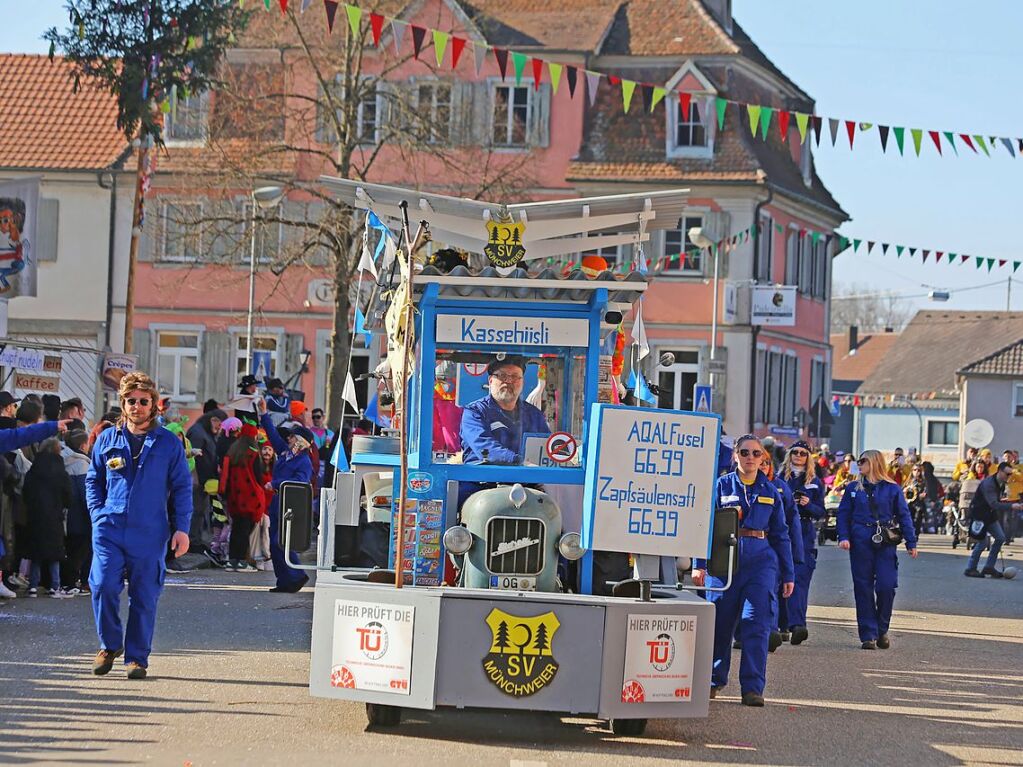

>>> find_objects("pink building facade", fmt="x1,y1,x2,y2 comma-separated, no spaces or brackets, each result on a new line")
137,0,845,437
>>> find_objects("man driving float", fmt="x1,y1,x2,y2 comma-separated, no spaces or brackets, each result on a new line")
460,356,549,465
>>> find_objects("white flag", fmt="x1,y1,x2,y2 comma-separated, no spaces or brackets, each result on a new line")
631,301,649,360
342,371,360,412
358,239,377,278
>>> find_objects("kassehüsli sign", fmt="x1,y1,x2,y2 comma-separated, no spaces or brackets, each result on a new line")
436,314,588,347
581,404,720,559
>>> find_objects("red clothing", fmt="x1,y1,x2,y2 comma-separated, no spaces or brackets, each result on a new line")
219,453,268,523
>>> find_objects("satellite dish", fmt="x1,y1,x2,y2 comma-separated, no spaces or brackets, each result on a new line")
963,419,995,449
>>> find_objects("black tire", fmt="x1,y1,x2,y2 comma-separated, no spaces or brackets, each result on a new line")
366,703,402,727
610,718,647,736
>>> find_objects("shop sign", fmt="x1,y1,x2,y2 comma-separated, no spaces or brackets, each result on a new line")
621,613,698,703
482,608,560,698
751,286,797,326
14,372,59,393
436,315,588,347
330,600,414,695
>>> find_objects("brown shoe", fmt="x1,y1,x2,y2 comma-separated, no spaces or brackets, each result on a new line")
126,662,148,680
93,648,122,676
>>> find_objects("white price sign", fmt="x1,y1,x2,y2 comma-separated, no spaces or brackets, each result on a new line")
621,613,698,704
330,600,415,695
582,404,719,558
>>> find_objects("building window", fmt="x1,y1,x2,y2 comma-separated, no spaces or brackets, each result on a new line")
674,100,706,148
491,84,531,147
236,334,279,380
241,201,282,264
161,201,203,262
662,215,704,274
416,81,453,144
758,349,798,425
1015,383,1023,417
784,231,797,285
755,214,772,283
317,78,381,144
156,331,200,400
582,237,625,270
165,89,209,142
926,420,959,447
656,350,700,411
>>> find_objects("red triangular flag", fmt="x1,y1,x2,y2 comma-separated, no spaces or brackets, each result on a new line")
935,251,943,262
451,36,466,68
323,0,338,32
845,120,856,148
778,110,790,139
929,130,942,156
609,75,620,86
960,134,977,153
369,13,384,46
494,48,509,80
679,91,691,119
531,57,543,90
410,25,426,59
867,241,875,253
999,259,1008,268
279,0,288,12
960,255,969,264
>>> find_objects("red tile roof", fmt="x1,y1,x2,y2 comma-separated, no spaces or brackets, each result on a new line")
600,0,738,57
831,331,900,386
0,54,128,171
463,0,621,51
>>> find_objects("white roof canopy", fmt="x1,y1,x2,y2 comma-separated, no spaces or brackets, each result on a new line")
320,177,689,261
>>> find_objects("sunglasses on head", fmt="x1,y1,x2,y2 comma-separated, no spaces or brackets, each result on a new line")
125,397,151,407
738,448,764,458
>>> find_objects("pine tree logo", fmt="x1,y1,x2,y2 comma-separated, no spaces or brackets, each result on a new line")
484,214,527,269
482,608,560,698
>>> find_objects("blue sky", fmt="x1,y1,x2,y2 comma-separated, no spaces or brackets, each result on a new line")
4,1,1022,312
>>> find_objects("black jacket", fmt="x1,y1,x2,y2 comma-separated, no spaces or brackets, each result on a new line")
23,451,73,561
186,410,225,484
970,475,1013,523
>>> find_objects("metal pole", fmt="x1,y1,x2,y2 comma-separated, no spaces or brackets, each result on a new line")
246,202,257,376
1008,277,1012,312
709,245,719,388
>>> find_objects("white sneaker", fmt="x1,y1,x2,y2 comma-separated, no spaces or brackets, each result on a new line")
0,582,16,599
50,589,73,599
27,587,38,597
61,587,81,597
10,574,29,589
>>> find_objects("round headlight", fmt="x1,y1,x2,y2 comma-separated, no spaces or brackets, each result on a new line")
558,532,586,561
443,525,473,555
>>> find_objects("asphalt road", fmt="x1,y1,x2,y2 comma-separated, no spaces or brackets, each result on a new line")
1,535,1021,767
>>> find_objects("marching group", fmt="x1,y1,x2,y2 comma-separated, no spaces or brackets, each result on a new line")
0,374,341,605
698,435,1020,707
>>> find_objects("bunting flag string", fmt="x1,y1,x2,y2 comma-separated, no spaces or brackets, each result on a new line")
257,2,1023,160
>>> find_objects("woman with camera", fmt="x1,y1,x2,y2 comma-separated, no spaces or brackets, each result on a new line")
780,440,826,646
837,450,918,649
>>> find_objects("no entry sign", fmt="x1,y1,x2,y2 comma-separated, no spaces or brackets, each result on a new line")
545,432,578,463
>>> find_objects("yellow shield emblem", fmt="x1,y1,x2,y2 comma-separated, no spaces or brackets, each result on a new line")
481,608,560,697
484,216,527,268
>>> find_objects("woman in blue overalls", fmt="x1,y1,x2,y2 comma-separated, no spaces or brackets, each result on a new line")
837,449,918,649
763,455,803,651
692,434,794,707
780,440,825,645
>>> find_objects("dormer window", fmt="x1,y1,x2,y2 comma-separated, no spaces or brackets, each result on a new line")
674,100,707,148
664,62,716,160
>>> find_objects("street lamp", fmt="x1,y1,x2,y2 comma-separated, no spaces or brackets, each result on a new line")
247,186,284,376
688,226,718,387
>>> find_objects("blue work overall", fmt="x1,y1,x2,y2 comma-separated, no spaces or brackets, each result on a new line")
783,472,825,630
697,471,794,695
86,426,193,667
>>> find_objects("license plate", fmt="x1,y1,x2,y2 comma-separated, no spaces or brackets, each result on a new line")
490,575,535,591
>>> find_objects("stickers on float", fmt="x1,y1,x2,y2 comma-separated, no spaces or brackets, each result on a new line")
330,600,415,695
482,608,560,698
621,613,697,703
463,362,487,377
545,432,577,464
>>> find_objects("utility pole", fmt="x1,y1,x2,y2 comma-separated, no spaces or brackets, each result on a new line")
1008,276,1013,312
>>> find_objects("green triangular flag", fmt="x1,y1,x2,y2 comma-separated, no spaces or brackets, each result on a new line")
548,62,562,94
948,252,956,263
911,128,923,156
774,223,784,233
853,239,862,252
811,231,821,245
975,136,990,156
511,51,527,85
893,127,905,156
896,245,904,257
747,104,761,137
759,106,773,140
943,131,958,156
621,79,636,113
909,248,917,256
976,257,984,269
263,0,270,8
1014,261,1021,273
838,236,849,251
715,97,727,131
345,3,361,35
650,87,666,112
432,30,449,68
795,112,809,143
987,258,995,271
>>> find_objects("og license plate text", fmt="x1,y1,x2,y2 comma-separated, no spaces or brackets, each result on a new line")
490,576,535,591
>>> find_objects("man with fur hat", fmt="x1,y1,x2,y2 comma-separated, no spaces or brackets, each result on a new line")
86,372,193,679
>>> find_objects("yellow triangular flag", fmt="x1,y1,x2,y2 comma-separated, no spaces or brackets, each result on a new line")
795,112,809,143
747,104,761,136
621,80,636,113
344,3,361,36
650,87,666,112
548,62,563,95
432,29,449,68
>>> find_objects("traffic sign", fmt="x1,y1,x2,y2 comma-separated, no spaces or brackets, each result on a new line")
545,432,578,463
693,384,713,413
463,362,487,376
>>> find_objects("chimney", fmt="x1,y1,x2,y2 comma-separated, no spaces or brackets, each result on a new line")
848,325,859,354
701,0,733,34
884,326,894,333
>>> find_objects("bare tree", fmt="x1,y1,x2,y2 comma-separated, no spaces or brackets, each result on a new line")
157,6,540,421
831,282,913,334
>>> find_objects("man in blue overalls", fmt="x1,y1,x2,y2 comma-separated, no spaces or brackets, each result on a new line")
691,434,794,707
86,372,193,679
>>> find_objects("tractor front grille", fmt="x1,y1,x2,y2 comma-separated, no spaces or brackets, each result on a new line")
485,516,546,575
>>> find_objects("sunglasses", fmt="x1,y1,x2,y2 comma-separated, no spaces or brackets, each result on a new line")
312,413,323,419
790,449,809,457
125,397,151,407
492,373,523,383
857,457,869,465
738,448,764,458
